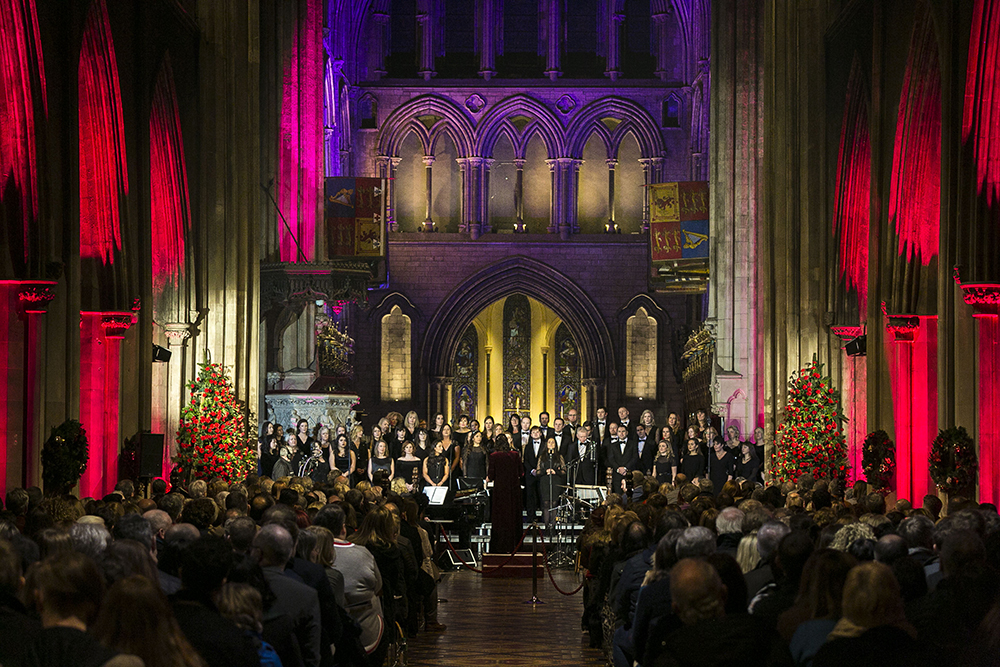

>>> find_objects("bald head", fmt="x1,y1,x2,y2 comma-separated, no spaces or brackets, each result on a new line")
143,509,172,537
253,523,294,568
165,522,200,544
874,534,908,565
670,558,727,626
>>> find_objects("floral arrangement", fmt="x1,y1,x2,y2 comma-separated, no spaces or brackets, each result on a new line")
929,426,977,494
174,363,255,484
771,358,849,484
42,420,89,494
861,430,895,492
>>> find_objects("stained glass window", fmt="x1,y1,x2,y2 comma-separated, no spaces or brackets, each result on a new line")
453,325,478,420
555,323,581,419
503,294,531,424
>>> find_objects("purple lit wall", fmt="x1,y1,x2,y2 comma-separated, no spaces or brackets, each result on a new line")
278,0,324,262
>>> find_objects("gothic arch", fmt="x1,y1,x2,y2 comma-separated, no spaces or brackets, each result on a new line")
378,94,475,156
566,97,665,158
422,256,614,381
476,94,565,158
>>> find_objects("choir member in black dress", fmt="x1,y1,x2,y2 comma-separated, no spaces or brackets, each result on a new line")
461,430,489,487
368,439,394,482
453,414,472,449
333,433,356,480
395,441,423,491
639,409,657,439
438,424,461,484
724,425,743,454
734,441,761,485
536,438,566,529
258,421,278,478
413,428,431,459
653,439,677,485
428,413,445,443
506,413,521,440
403,410,420,442
294,418,313,454
481,416,495,450
707,438,735,494
422,440,450,487
350,424,368,486
680,438,707,482
315,425,334,464
751,426,766,469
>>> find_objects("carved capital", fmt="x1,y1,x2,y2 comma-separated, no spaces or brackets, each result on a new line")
17,281,57,314
101,312,135,339
958,282,1000,317
885,316,921,343
422,155,435,167
830,325,865,340
162,323,194,346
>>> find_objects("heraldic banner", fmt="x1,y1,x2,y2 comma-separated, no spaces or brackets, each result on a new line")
325,177,385,257
649,181,709,262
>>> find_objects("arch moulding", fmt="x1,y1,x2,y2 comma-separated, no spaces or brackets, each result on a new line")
421,256,615,381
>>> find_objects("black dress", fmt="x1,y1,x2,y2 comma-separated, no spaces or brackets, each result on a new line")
536,451,566,505
424,455,448,485
708,449,735,493
653,456,675,485
258,436,278,478
395,458,422,487
734,455,761,484
680,451,706,480
462,446,489,483
370,455,392,479
333,448,353,475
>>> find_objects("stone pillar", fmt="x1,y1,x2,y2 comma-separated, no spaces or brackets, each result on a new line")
546,159,560,234
480,158,493,234
606,159,618,232
417,10,436,81
653,11,671,81
565,158,582,236
372,11,390,78
605,7,624,81
477,0,498,80
514,158,526,232
456,157,472,234
421,155,435,232
639,158,653,232
163,324,194,475
542,0,562,80
376,155,402,232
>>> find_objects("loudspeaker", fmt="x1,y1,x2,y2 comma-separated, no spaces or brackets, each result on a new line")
138,433,165,478
152,344,172,362
845,335,867,357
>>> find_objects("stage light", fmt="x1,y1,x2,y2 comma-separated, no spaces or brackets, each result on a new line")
845,335,866,357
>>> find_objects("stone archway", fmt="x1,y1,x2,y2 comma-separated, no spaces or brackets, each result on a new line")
421,256,615,417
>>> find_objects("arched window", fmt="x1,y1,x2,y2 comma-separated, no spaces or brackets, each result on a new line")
626,307,657,398
359,94,377,129
662,94,682,128
503,294,531,422
381,305,411,401
555,323,581,419
453,325,478,420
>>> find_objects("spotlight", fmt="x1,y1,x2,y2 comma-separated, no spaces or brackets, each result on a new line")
845,335,866,357
152,344,172,363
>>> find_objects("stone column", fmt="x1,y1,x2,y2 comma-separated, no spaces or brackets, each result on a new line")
421,155,435,232
546,159,560,234
653,11,671,81
565,158,582,236
163,324,194,474
605,8,624,81
480,158,494,234
639,158,653,232
477,0,498,80
376,155,402,232
606,159,618,232
542,0,562,80
514,158,526,232
456,157,472,234
372,11,390,78
417,10,436,81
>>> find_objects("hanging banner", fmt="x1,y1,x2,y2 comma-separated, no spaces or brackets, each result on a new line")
650,181,709,262
324,176,384,257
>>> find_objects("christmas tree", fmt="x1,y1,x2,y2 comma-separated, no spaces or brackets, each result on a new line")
175,362,255,484
771,358,849,484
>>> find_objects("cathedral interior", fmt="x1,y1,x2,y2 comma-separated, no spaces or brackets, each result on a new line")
1,0,998,505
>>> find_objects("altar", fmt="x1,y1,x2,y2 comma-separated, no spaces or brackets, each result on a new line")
264,392,359,434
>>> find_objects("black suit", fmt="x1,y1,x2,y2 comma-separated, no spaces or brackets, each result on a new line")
568,439,598,485
606,438,639,493
171,590,260,667
618,418,636,438
538,425,556,442
262,566,322,667
522,439,544,521
554,431,570,461
632,435,654,474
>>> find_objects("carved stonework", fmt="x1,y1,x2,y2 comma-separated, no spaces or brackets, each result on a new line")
556,94,577,114
101,312,135,339
830,325,865,340
260,262,373,314
265,393,359,433
465,94,486,113
885,316,921,343
163,324,194,346
958,283,1000,316
17,281,57,314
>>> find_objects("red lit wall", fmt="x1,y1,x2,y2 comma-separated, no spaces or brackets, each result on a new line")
78,0,128,264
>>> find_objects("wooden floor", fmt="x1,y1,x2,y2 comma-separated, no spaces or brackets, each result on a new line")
405,569,606,666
